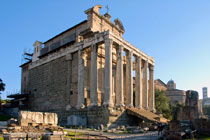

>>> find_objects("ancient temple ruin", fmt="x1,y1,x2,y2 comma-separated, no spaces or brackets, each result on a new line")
20,5,161,127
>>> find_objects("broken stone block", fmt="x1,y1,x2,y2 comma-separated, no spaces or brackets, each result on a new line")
2,129,8,134
3,133,27,140
143,127,149,131
44,113,57,126
42,134,64,140
19,111,57,127
52,131,63,135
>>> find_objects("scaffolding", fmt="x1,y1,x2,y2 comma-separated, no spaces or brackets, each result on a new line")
21,48,33,64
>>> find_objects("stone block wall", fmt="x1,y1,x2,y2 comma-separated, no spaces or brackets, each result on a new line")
28,55,78,111
52,107,136,127
177,106,197,122
194,119,210,136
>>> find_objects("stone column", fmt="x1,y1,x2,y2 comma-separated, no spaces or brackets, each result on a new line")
135,56,142,108
143,60,149,109
149,65,155,112
126,50,133,107
90,44,98,107
66,53,72,111
77,49,85,109
116,45,124,107
103,39,114,107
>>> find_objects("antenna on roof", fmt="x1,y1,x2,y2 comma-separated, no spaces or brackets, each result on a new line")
106,5,110,13
21,48,33,64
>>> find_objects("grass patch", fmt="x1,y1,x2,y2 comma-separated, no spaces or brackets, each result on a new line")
65,135,85,140
66,131,85,136
64,130,86,140
0,114,11,121
196,135,210,140
183,134,210,140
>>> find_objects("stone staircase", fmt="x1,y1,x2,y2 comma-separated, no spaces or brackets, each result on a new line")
126,107,168,123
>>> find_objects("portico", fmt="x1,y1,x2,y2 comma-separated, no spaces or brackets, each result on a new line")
76,30,155,112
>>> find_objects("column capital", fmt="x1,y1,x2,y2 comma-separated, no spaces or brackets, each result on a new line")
119,44,124,48
128,50,133,59
105,38,113,45
117,45,123,58
144,59,148,63
78,44,84,50
136,56,142,63
91,43,97,51
149,65,155,71
119,44,124,50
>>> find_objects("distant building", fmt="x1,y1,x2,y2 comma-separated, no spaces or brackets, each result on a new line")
203,98,210,106
203,87,208,99
167,79,176,90
154,79,186,105
154,79,167,91
202,87,210,106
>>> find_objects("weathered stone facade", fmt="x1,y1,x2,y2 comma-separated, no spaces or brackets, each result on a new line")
20,5,156,127
177,90,201,122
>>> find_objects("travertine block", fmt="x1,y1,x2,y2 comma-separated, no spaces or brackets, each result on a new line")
19,111,57,126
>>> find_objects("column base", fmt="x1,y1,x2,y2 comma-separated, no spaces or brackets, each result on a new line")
144,106,149,110
151,108,156,113
76,104,85,109
103,102,114,107
136,105,142,109
88,103,98,108
116,103,125,107
127,104,133,108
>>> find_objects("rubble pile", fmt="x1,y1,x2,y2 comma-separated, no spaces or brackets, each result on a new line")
2,125,64,134
2,111,65,140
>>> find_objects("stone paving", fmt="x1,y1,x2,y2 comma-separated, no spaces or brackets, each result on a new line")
114,132,159,140
65,129,160,140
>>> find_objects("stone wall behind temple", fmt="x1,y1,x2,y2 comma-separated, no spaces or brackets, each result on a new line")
28,54,78,111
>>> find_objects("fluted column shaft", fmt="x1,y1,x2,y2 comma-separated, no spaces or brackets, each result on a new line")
103,39,113,106
143,60,149,109
135,56,142,108
77,48,85,108
149,65,155,112
116,45,124,106
90,44,98,107
126,51,133,107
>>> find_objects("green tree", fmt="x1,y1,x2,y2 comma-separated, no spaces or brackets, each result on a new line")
0,78,5,94
169,102,183,120
155,89,172,119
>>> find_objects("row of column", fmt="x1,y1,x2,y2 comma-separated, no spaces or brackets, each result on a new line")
76,38,155,112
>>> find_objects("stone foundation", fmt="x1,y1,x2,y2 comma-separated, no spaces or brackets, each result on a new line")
48,107,136,128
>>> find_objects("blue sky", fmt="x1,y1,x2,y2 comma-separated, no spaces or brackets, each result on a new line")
1,0,210,99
